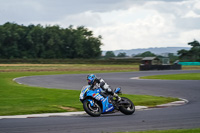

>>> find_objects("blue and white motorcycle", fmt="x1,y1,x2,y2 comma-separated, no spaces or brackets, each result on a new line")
80,85,135,117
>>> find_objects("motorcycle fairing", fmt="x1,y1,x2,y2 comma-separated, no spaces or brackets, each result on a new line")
81,86,115,113
101,97,114,113
80,85,90,101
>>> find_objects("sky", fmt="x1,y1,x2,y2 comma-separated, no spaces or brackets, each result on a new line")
0,0,200,51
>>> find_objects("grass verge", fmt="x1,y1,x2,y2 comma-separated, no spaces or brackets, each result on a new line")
140,73,200,80
0,71,178,116
116,128,200,133
0,64,179,116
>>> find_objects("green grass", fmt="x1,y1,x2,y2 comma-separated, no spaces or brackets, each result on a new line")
140,73,200,80
0,64,179,116
116,128,200,133
0,71,178,116
123,94,177,107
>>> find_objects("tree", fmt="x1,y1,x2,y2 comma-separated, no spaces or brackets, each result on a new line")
0,22,103,59
168,53,178,62
178,40,200,61
117,52,127,57
135,51,156,57
105,51,115,58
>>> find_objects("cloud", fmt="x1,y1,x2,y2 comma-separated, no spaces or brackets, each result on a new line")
183,11,200,18
0,0,44,23
93,11,177,50
0,0,199,51
92,0,200,50
0,0,129,25
61,11,102,27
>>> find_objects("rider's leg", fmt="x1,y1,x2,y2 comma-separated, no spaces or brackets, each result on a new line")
106,88,121,102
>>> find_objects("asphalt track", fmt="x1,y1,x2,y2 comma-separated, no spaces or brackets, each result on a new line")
1,70,200,133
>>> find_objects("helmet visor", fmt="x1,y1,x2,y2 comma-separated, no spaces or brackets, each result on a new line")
87,79,91,84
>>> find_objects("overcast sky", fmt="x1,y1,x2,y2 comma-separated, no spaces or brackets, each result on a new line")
0,0,200,51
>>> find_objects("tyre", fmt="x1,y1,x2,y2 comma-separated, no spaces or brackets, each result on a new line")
83,99,102,117
119,97,135,115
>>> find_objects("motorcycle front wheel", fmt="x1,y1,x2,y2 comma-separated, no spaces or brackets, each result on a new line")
83,99,102,117
119,97,135,115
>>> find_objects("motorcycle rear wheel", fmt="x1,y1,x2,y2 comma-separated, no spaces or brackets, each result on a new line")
119,97,135,115
83,99,102,117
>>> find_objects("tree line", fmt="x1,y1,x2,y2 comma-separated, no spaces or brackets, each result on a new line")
178,40,200,61
105,40,200,62
0,22,102,59
105,51,177,59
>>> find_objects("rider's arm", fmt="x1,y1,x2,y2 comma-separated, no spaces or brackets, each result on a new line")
99,78,113,94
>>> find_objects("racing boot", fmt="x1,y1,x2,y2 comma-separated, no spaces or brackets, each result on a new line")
114,93,121,102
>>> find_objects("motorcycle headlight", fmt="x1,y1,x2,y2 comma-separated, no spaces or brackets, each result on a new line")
80,93,84,100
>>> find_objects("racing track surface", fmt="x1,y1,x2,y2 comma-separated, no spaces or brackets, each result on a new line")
1,70,200,133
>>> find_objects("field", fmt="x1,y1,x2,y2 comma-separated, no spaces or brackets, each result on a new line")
182,65,200,70
141,73,200,80
0,64,199,116
117,128,200,133
0,64,199,72
0,64,139,72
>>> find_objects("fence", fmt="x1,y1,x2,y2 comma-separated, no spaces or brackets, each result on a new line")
178,62,200,66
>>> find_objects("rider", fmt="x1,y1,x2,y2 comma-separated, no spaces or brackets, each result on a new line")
87,74,121,101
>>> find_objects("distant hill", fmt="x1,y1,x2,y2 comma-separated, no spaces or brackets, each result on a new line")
102,47,191,56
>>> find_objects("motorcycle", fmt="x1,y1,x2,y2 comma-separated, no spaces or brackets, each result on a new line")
79,85,135,117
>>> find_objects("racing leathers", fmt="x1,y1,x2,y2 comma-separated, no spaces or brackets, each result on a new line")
90,78,121,101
